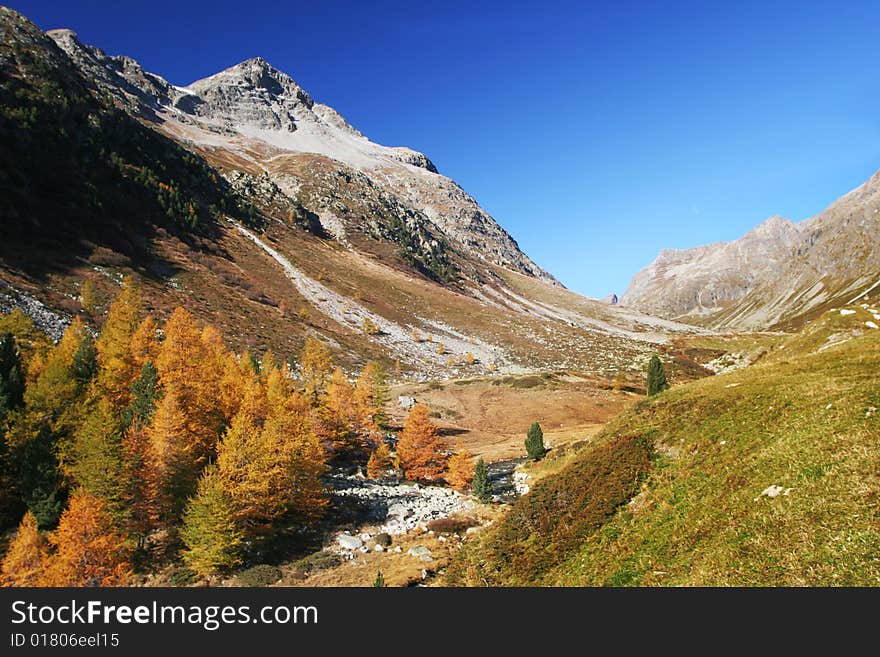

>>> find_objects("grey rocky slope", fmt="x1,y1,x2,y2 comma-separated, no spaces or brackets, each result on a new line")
48,30,555,286
620,215,803,319
622,169,880,330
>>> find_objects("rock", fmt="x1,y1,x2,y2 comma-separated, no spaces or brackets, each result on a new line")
419,555,433,563
373,533,392,547
755,484,786,501
840,309,857,316
398,395,416,410
337,534,363,550
373,544,384,552
408,546,431,558
465,526,482,535
866,321,879,329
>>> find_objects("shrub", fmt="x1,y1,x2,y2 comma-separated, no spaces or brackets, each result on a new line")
427,516,478,534
233,564,283,587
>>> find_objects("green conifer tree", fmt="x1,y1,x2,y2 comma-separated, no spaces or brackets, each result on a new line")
647,355,669,396
525,421,545,461
122,361,159,429
472,457,492,503
373,570,386,587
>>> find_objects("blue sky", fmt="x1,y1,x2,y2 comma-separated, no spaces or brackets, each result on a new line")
11,1,880,297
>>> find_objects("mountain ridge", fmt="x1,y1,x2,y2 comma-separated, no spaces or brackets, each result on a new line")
621,169,880,330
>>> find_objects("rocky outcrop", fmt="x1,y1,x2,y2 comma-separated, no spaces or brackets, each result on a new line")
621,215,803,320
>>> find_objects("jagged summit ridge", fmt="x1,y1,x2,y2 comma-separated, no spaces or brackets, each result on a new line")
48,28,554,283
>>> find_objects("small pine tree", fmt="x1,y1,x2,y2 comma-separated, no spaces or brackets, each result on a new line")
646,355,669,396
437,343,445,355
525,422,545,461
373,570,386,587
472,457,492,503
180,466,243,577
465,352,475,365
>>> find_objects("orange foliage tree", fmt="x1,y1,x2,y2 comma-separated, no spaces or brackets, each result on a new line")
0,511,48,587
43,490,132,587
396,404,448,483
366,441,393,479
446,450,475,491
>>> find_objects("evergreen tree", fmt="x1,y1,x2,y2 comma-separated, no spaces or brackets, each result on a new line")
472,457,492,503
373,570,386,587
525,422,545,461
0,333,24,423
121,360,158,429
121,424,158,549
647,355,669,396
71,332,97,388
180,466,243,577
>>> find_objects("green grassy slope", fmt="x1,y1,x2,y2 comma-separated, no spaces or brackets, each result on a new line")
450,306,880,586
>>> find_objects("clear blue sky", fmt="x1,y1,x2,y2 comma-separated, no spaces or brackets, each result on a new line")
10,1,880,298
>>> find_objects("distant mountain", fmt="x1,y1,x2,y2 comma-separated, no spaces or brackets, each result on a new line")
622,170,880,330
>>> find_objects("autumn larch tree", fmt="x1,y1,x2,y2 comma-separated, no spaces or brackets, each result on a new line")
43,489,132,587
95,277,142,410
300,338,333,406
446,450,475,491
396,404,448,483
66,397,128,525
367,441,393,479
180,465,243,578
147,388,199,523
0,511,48,587
354,360,388,432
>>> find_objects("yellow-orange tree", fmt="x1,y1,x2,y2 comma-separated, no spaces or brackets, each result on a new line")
366,441,393,479
396,404,448,483
43,489,132,587
446,450,475,491
0,511,48,587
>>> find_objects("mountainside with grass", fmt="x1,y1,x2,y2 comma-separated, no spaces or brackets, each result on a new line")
622,171,880,331
449,302,880,585
0,6,704,380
